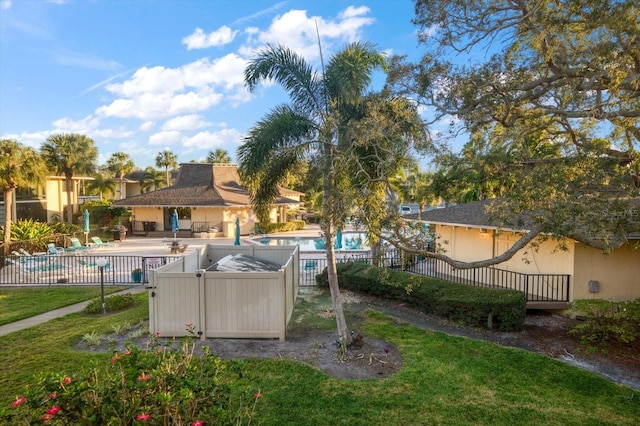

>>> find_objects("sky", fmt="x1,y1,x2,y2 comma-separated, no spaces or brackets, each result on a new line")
0,0,432,170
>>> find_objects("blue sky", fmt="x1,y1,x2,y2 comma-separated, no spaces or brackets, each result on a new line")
0,0,433,169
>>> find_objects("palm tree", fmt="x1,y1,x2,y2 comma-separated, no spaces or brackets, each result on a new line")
238,42,387,347
106,152,135,200
205,149,232,164
87,173,116,200
41,133,97,223
0,140,47,255
140,166,166,192
155,150,178,186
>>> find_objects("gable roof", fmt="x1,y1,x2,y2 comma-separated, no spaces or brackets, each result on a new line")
404,199,530,231
407,198,640,241
112,163,301,208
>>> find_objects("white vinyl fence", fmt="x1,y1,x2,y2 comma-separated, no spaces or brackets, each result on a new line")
148,245,299,341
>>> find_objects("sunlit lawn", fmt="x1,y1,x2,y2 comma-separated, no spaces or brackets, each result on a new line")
0,286,129,325
0,290,638,425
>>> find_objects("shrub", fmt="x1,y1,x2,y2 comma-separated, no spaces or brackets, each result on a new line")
84,293,136,314
568,298,640,346
1,340,259,424
318,262,527,331
255,220,305,233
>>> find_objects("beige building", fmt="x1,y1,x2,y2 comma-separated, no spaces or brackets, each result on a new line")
411,200,640,303
112,163,302,238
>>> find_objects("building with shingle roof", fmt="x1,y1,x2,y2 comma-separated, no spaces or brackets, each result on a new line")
112,163,302,238
406,199,640,303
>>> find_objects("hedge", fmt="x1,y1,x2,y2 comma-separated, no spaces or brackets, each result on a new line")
317,261,526,331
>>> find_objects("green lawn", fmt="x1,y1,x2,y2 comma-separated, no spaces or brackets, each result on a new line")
0,286,129,325
0,290,638,425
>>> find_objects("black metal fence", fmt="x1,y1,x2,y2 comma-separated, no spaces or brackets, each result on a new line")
0,249,570,303
0,254,180,286
297,251,570,303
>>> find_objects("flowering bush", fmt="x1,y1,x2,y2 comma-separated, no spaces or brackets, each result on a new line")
2,331,261,424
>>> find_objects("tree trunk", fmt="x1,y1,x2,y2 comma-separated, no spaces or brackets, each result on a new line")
3,189,13,257
65,174,74,224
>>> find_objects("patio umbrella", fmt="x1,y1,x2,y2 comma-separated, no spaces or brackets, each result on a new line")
83,210,90,244
234,217,241,245
335,229,343,250
171,209,179,239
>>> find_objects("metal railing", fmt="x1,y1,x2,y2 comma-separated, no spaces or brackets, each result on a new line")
1,249,570,302
296,251,570,302
0,254,180,286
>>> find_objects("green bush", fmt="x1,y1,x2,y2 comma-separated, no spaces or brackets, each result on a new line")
84,293,136,314
568,298,640,346
318,262,527,331
255,220,305,233
2,340,259,424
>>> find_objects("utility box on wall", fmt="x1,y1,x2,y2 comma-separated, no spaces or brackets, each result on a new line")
589,280,600,293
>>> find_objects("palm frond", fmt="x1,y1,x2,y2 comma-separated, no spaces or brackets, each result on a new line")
245,44,324,116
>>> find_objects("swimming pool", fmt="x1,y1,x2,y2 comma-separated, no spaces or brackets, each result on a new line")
253,232,369,251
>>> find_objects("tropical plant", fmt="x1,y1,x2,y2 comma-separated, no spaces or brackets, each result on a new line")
155,150,178,186
106,152,135,200
205,148,232,164
238,42,426,347
0,139,47,255
41,134,97,223
87,173,116,200
139,166,166,192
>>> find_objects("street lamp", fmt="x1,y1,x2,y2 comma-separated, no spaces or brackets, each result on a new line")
96,257,108,315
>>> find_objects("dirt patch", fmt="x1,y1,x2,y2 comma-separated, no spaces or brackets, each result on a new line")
76,288,640,389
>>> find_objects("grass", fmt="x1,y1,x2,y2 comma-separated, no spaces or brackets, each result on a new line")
1,289,639,425
0,286,129,325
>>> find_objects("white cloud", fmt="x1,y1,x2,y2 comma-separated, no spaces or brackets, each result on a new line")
182,128,243,149
50,48,121,71
139,121,155,132
182,25,238,50
161,114,211,131
149,130,182,146
52,115,100,132
241,7,374,62
0,0,11,10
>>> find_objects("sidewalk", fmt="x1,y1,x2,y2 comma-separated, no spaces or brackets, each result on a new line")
0,286,147,337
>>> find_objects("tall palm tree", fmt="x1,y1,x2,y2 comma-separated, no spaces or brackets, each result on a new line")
0,139,47,255
238,42,387,347
155,150,178,186
41,133,97,223
106,152,135,200
87,173,116,200
140,166,166,192
205,149,232,164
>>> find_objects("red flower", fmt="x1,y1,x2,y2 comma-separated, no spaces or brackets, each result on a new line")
11,396,26,407
41,413,55,421
254,392,263,398
137,412,150,421
111,356,117,363
63,377,71,384
45,406,61,415
192,421,204,426
156,331,160,337
48,392,57,400
137,374,151,381
124,349,132,355
185,322,193,327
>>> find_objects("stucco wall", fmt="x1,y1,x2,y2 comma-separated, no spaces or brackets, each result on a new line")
435,225,574,275
573,244,640,301
131,207,165,230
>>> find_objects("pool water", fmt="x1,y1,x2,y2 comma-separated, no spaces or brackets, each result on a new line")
255,233,369,251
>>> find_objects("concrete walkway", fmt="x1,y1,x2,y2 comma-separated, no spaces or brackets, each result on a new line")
0,286,148,337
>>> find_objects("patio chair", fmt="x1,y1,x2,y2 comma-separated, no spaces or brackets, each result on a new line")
6,258,66,273
67,237,93,252
91,236,117,248
47,243,65,256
